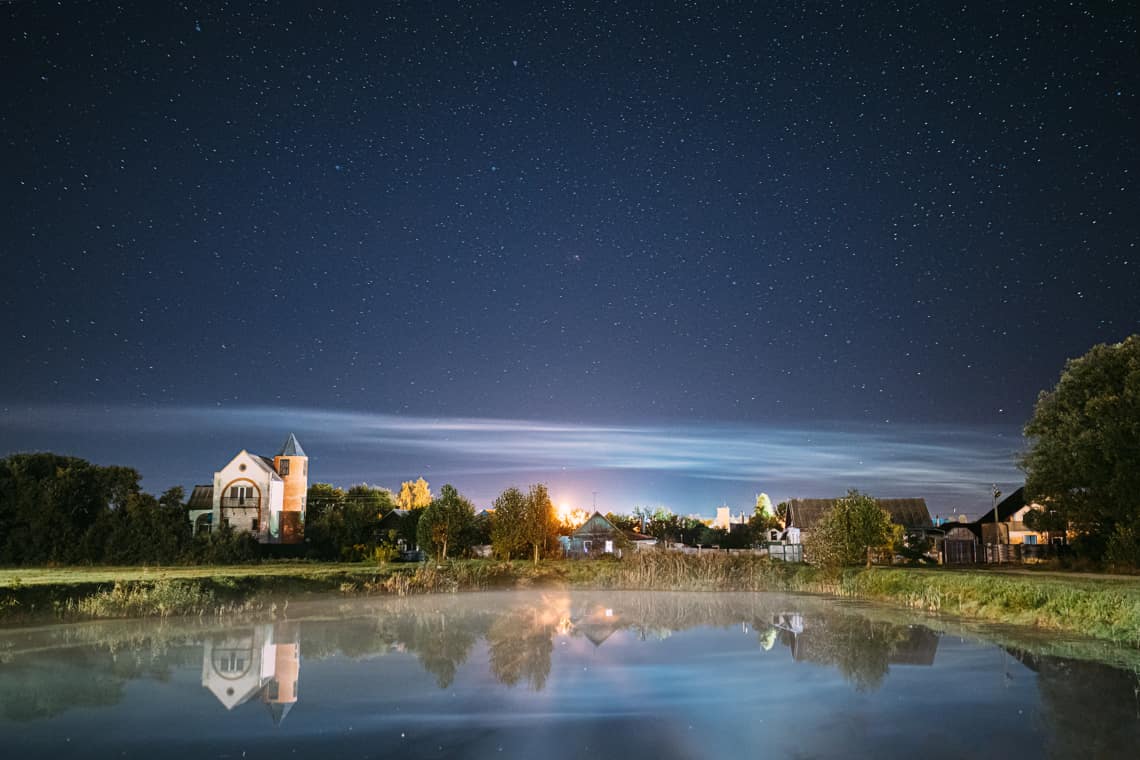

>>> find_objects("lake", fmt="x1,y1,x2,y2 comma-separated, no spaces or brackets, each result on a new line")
1,590,1138,758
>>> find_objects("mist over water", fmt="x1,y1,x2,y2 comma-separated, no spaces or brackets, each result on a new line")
2,591,1138,758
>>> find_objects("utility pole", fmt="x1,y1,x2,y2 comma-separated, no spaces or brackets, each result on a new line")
991,485,1002,563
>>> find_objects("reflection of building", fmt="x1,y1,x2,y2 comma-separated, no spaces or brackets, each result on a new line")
187,434,309,543
774,614,939,666
567,602,623,646
202,623,300,724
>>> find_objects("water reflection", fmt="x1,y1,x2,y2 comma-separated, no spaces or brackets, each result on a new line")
2,591,1139,758
768,610,938,691
202,622,300,723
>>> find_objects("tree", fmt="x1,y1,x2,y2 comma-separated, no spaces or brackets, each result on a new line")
491,487,528,560
306,483,346,522
398,477,432,510
1021,335,1140,563
521,484,558,564
749,493,782,536
346,483,395,517
416,484,475,561
804,490,893,569
306,483,394,560
605,512,639,532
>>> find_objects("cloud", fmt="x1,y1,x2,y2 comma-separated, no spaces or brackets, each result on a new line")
0,402,1024,514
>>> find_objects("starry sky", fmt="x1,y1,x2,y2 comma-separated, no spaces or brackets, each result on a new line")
1,1,1136,518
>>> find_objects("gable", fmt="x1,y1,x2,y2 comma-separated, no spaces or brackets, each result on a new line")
218,450,281,482
572,512,620,538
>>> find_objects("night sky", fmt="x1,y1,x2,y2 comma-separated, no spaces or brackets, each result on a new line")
2,2,1136,518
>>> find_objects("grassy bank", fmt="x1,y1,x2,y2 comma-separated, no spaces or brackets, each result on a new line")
2,555,1139,646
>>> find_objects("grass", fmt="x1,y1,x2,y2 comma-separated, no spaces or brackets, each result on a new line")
2,555,1139,646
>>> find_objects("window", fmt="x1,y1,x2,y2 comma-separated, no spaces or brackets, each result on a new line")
604,540,614,553
1024,535,1038,545
279,458,290,476
583,540,592,554
238,463,247,472
303,461,308,476
251,518,259,531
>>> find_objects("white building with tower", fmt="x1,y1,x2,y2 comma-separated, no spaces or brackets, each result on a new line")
187,433,309,543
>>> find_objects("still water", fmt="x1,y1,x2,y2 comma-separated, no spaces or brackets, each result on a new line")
1,591,1138,759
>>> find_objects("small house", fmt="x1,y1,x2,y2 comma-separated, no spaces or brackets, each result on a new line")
566,512,628,558
972,487,1065,546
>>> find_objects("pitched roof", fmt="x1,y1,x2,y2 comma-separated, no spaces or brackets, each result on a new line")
572,511,622,538
967,486,1026,526
786,497,932,530
233,450,281,479
188,485,214,509
277,433,306,457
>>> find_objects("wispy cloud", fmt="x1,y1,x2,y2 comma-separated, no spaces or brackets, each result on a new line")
0,403,1025,515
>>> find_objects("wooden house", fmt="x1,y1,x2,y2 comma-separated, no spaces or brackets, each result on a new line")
565,512,630,558
785,497,933,539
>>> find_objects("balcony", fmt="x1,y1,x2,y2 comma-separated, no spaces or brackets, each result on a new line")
220,497,262,509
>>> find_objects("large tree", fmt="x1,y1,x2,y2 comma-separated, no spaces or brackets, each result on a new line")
0,453,192,565
522,484,559,564
1021,335,1140,562
416,484,475,561
491,487,528,560
804,490,893,569
398,477,433,510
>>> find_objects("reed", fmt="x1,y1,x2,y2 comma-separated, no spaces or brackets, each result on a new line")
3,556,1139,646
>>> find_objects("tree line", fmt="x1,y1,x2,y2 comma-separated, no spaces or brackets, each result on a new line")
0,453,257,565
2,334,1135,567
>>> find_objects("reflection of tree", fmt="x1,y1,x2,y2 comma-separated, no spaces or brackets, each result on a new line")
387,612,481,689
771,614,935,692
1014,651,1140,757
487,608,555,691
0,643,195,721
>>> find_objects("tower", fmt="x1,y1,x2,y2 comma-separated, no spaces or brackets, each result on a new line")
273,433,308,543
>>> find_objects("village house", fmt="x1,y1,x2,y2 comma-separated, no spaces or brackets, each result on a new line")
973,487,1066,547
784,497,933,544
187,434,309,544
563,512,656,557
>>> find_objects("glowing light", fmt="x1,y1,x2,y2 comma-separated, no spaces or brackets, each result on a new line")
555,501,589,528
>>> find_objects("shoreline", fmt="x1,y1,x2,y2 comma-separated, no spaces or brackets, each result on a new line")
1,554,1138,648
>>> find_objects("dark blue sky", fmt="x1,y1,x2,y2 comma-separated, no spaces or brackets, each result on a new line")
1,2,1136,517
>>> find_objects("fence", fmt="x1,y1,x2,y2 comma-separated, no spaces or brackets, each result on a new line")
942,542,1067,564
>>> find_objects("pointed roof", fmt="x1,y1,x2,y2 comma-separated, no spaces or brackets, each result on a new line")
277,433,306,458
571,511,621,538
265,700,294,725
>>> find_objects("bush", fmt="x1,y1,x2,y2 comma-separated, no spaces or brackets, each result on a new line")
1105,524,1140,567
